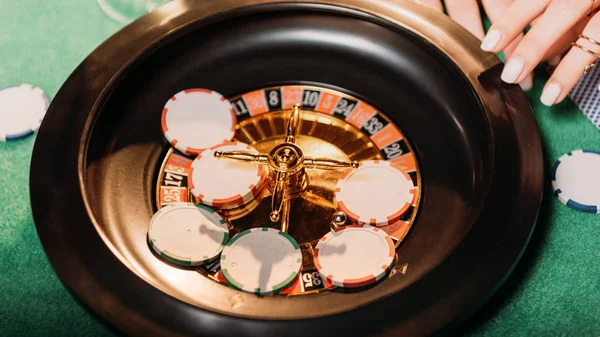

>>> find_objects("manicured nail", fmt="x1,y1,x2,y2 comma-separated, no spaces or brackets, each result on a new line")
541,82,562,106
481,30,501,51
501,58,525,84
520,74,534,91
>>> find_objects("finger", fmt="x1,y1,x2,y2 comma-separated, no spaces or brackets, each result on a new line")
540,13,600,106
480,0,549,52
536,15,590,62
532,14,566,74
545,30,579,60
481,0,513,22
481,0,518,56
525,14,563,60
515,15,551,90
500,0,596,84
483,7,536,89
444,0,485,39
481,0,534,90
500,35,535,90
415,0,444,12
504,36,535,90
502,35,521,60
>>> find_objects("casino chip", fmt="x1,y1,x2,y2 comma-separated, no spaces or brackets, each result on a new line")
335,160,416,226
219,189,265,220
313,225,395,288
189,141,266,209
0,84,49,141
161,88,236,155
220,227,302,295
552,149,600,213
147,202,229,266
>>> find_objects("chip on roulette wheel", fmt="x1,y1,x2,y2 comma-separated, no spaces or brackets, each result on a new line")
220,227,302,295
161,88,236,155
314,225,395,288
189,141,266,209
147,202,229,266
335,160,416,226
30,0,544,336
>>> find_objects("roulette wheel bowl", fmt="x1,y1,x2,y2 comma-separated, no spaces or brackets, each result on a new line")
30,0,544,336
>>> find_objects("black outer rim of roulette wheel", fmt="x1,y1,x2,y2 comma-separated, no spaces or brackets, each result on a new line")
30,0,544,336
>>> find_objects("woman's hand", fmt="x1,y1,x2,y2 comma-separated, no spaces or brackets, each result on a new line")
481,0,599,106
417,0,534,90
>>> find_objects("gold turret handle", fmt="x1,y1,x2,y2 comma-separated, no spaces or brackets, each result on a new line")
213,104,359,232
286,104,301,144
214,151,269,164
303,157,359,170
270,171,287,222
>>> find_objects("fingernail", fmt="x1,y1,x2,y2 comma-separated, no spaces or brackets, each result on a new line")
481,30,501,51
541,82,562,106
501,58,525,84
520,74,534,91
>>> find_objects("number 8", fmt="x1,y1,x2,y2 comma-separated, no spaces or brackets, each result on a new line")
269,91,279,106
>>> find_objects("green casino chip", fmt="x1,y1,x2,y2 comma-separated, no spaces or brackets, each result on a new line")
220,227,302,295
147,202,229,266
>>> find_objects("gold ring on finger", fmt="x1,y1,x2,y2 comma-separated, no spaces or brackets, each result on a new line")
571,42,600,58
579,34,600,47
584,62,596,75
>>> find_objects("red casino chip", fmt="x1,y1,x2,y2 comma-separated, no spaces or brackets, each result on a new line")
161,88,236,155
335,160,416,226
189,141,266,209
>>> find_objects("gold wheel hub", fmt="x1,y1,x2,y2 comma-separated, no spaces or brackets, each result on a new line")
215,104,358,231
269,144,303,171
267,143,308,201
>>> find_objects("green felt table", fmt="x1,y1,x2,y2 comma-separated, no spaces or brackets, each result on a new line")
1,1,599,336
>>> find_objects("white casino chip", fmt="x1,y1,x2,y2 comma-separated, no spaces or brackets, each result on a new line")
552,149,600,213
147,203,229,266
313,225,395,288
0,84,49,141
161,88,236,155
335,160,416,226
220,227,302,295
189,141,266,209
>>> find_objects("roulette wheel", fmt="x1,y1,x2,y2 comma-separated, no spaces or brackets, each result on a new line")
29,0,544,336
